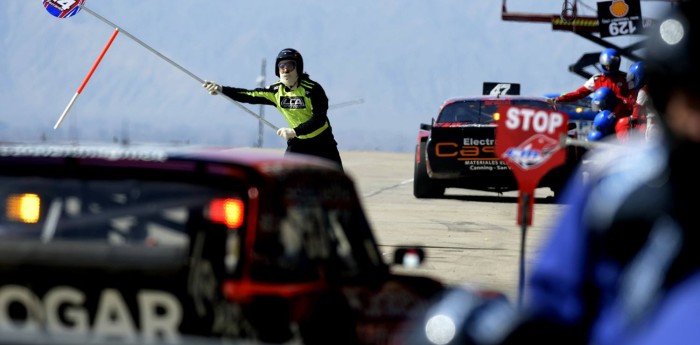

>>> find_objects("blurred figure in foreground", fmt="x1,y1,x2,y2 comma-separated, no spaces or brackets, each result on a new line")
509,2,700,344
399,2,700,344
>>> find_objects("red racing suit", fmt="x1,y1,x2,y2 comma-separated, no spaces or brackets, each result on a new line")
556,71,632,117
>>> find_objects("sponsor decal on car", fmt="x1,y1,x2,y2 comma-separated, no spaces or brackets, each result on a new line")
431,137,512,171
0,285,182,342
463,138,495,146
434,142,495,160
463,162,511,171
0,145,168,162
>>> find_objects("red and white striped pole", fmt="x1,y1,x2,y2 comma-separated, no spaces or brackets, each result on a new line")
54,27,119,129
48,1,279,131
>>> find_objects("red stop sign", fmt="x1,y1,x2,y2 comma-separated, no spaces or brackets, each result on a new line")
495,105,568,225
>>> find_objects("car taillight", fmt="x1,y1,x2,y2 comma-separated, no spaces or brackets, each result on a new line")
6,193,41,223
208,198,244,229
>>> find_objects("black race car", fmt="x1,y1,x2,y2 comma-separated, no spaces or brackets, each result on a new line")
0,143,443,345
414,95,590,199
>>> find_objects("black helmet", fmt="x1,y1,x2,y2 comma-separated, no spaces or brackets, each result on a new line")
645,1,700,116
275,48,304,77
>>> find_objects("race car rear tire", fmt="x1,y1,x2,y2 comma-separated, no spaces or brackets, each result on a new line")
414,142,445,198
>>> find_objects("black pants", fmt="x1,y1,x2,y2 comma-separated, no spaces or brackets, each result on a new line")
285,129,343,170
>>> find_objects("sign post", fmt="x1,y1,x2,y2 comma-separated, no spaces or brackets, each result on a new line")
495,105,568,308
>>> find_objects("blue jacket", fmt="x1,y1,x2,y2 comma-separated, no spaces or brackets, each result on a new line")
524,136,700,345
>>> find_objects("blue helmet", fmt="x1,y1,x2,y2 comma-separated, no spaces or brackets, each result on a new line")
593,110,617,135
587,129,605,141
627,61,646,90
599,48,621,74
591,87,618,112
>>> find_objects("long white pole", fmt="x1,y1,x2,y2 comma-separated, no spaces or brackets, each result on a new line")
79,5,279,131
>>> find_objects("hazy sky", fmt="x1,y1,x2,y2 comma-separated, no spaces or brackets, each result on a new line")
1,1,670,152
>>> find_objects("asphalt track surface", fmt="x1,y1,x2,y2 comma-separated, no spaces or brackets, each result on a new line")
340,150,568,302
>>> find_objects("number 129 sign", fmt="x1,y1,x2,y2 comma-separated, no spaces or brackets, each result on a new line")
597,0,643,38
495,106,568,225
